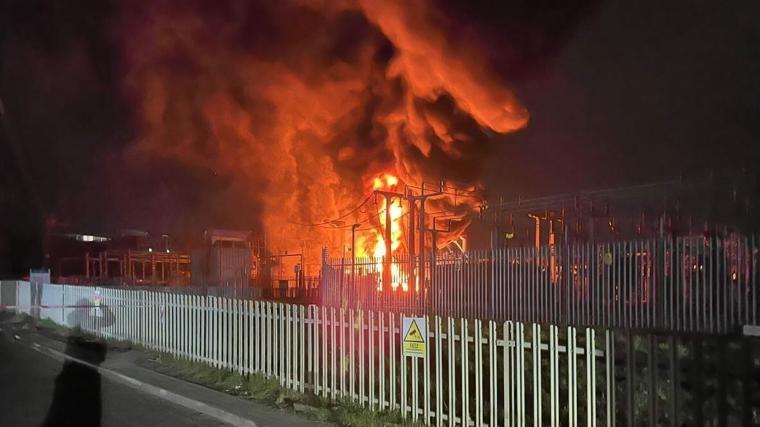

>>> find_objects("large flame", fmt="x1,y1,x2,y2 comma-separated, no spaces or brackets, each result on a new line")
354,172,410,290
120,0,529,267
358,173,403,259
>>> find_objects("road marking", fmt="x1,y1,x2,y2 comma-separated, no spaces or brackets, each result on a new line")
27,341,259,427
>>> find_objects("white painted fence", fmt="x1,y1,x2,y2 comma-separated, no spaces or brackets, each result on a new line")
0,280,20,311
3,281,615,427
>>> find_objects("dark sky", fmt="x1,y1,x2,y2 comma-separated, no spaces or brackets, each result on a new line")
1,0,759,273
486,0,760,198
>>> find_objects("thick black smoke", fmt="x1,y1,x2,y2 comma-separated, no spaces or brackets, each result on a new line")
0,0,597,274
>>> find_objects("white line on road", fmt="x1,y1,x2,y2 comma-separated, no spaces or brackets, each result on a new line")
28,341,260,427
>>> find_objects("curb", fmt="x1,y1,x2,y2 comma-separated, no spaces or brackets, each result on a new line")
28,340,259,427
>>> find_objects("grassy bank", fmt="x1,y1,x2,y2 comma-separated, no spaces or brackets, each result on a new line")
33,317,134,352
138,350,424,426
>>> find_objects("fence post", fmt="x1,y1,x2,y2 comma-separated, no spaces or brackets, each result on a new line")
460,318,469,425
532,323,542,427
606,330,616,427
586,328,596,427
567,325,577,427
490,246,496,321
436,316,445,427
321,248,328,307
550,324,560,427
450,317,458,427
626,330,634,427
401,313,407,419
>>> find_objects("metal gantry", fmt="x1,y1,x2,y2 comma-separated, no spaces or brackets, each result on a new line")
322,235,760,335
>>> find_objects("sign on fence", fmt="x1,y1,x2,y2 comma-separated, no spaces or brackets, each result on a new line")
402,316,427,357
92,289,103,318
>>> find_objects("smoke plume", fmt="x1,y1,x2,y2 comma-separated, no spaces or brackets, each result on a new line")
120,0,536,263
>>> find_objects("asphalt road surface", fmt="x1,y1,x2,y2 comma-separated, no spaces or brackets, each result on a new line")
0,334,228,427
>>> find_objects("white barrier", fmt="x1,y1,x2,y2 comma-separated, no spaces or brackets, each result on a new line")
16,281,31,315
17,283,614,426
39,284,65,324
0,280,19,309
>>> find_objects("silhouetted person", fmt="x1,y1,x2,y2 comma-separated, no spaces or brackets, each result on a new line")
40,337,106,427
66,298,115,331
42,300,113,427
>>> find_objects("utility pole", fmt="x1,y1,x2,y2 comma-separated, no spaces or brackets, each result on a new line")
385,195,392,277
407,189,416,280
375,191,404,291
527,213,542,248
350,223,360,308
428,214,458,259
376,182,443,304
419,183,426,293
425,214,456,315
406,182,443,313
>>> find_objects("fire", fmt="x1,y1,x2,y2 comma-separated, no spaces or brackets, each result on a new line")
369,173,403,258
371,200,403,259
372,174,398,189
354,173,409,290
120,0,530,268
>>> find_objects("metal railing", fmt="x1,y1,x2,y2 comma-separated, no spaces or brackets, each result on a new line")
322,235,760,334
4,281,612,426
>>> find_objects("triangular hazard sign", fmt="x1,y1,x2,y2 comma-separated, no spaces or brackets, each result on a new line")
404,320,425,343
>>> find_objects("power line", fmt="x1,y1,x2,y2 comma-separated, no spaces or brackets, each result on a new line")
308,215,373,229
289,194,373,227
292,181,473,233
312,196,416,230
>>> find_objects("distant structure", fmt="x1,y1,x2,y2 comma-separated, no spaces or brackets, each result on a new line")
191,229,258,290
43,224,270,290
479,174,760,249
44,226,190,286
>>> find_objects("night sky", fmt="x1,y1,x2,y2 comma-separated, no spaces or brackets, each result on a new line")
488,1,760,197
1,0,759,274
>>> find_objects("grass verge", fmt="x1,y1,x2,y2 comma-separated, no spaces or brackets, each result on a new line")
33,316,133,352
138,350,425,427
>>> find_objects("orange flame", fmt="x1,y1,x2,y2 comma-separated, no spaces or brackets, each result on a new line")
121,0,528,268
369,173,403,258
353,173,409,289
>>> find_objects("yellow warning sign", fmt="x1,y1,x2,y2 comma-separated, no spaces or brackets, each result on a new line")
405,321,424,342
402,316,427,357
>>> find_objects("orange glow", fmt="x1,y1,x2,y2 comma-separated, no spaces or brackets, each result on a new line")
357,173,409,290
121,0,527,269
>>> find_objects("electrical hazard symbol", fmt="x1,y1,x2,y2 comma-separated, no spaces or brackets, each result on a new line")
402,316,427,358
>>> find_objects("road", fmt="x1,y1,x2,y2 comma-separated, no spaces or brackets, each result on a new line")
0,332,228,427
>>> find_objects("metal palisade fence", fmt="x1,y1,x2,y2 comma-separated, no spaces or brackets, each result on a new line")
322,235,760,334
121,285,320,305
4,281,613,427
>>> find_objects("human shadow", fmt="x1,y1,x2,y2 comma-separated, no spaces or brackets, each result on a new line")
41,300,114,427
